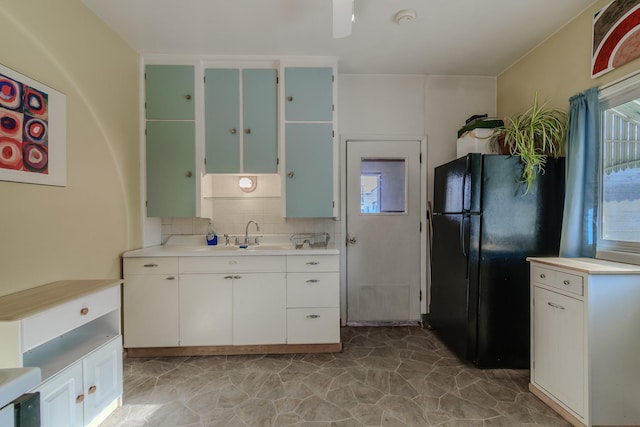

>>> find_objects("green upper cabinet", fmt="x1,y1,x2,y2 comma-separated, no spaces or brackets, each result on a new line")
284,67,333,122
285,123,334,218
205,68,277,174
145,65,195,120
146,121,196,217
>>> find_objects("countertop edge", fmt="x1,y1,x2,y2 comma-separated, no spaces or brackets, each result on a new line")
527,257,640,274
122,246,340,257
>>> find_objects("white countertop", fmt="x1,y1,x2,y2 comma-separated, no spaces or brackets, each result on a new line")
123,234,339,258
527,257,640,274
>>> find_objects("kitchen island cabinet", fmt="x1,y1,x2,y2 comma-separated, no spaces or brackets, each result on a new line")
122,247,341,356
528,257,640,427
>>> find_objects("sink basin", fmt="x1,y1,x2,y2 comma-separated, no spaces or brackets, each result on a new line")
0,367,41,408
191,246,239,252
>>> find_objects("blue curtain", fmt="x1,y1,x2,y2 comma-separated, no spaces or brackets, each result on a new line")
559,87,600,257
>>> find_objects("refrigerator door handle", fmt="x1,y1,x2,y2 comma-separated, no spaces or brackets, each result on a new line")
460,214,469,258
462,156,469,213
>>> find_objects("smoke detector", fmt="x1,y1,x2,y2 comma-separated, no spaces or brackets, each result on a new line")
395,9,417,25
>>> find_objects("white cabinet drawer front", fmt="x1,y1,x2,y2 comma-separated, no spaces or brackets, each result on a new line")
22,286,120,352
180,256,285,273
531,265,556,287
287,273,339,307
124,257,178,275
287,307,340,344
287,255,339,272
555,271,584,296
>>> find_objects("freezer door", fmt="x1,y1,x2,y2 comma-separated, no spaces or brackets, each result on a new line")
433,154,482,214
429,213,480,362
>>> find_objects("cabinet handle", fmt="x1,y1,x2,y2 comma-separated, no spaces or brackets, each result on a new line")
80,307,89,316
563,279,571,285
229,128,237,134
88,385,97,394
306,279,320,284
185,171,193,178
306,261,320,266
144,263,158,268
539,273,546,279
233,275,242,279
244,128,251,134
166,276,176,280
75,394,84,404
185,94,192,100
547,302,565,310
287,96,293,102
224,275,233,279
306,314,320,319
287,171,294,178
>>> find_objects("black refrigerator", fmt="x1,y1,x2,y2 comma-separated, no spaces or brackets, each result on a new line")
428,154,565,368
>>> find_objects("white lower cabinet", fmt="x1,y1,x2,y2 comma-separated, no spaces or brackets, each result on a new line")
37,337,122,427
233,273,286,345
529,257,640,427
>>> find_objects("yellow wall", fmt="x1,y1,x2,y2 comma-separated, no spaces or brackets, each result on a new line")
498,0,640,117
0,0,140,296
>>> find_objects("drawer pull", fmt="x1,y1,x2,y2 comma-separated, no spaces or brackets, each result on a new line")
75,394,84,404
563,279,571,285
548,302,565,310
88,385,97,394
306,261,320,266
144,263,158,268
306,279,320,284
166,276,176,280
224,275,233,279
233,275,242,279
306,314,320,319
229,260,237,265
539,273,546,279
80,307,89,316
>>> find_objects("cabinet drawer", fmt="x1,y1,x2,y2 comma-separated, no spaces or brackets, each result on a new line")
22,286,120,352
124,257,178,275
531,265,583,296
287,273,339,307
287,307,340,344
287,255,339,272
180,256,285,273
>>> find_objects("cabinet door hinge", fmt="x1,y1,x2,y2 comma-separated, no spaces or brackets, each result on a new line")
204,75,206,84
332,130,335,138
420,290,422,301
204,157,207,165
333,201,335,208
420,152,422,163
276,76,279,84
332,104,335,112
420,221,422,232
144,72,146,80
277,157,280,165
332,75,335,83
144,127,147,136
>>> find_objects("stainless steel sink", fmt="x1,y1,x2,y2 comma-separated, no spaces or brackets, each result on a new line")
0,367,41,408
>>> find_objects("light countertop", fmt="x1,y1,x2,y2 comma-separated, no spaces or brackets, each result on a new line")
527,257,640,274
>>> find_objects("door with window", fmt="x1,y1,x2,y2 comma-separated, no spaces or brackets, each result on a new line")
346,140,422,322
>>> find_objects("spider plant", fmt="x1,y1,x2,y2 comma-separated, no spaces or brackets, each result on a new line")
502,93,568,193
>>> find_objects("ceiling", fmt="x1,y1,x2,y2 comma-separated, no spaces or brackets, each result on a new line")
81,0,595,75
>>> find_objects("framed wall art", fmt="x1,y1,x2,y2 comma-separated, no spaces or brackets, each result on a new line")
592,0,640,78
0,64,66,186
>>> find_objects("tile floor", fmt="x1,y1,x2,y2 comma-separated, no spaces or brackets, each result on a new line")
100,326,571,426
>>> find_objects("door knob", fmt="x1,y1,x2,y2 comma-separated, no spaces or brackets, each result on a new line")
347,236,357,245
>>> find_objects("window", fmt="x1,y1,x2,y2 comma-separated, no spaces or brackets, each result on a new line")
597,74,640,262
359,159,406,214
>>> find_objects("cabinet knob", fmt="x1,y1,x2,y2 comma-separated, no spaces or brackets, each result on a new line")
287,96,293,102
229,128,237,134
539,273,546,279
75,394,84,404
244,128,251,134
185,171,193,178
80,307,89,316
563,279,571,285
166,276,176,280
185,94,192,100
88,385,97,394
287,171,294,178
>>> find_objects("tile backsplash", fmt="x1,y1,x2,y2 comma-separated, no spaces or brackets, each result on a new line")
161,174,342,245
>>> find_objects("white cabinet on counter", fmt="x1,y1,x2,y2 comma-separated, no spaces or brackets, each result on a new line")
122,249,341,356
528,257,640,427
0,280,123,427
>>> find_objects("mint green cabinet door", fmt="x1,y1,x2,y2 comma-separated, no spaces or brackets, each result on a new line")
146,121,196,217
204,69,240,173
285,123,333,217
284,68,333,121
145,65,195,120
243,69,277,173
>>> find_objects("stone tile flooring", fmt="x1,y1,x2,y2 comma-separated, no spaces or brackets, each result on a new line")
100,326,571,426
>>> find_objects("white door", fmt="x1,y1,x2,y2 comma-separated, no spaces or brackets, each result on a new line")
346,140,422,322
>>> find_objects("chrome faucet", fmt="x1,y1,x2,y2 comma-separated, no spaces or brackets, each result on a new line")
244,220,260,245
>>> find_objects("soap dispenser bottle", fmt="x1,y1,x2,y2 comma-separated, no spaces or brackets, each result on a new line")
206,221,218,246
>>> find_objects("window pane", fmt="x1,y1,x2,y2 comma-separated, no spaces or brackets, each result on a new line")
601,102,640,243
360,159,406,214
